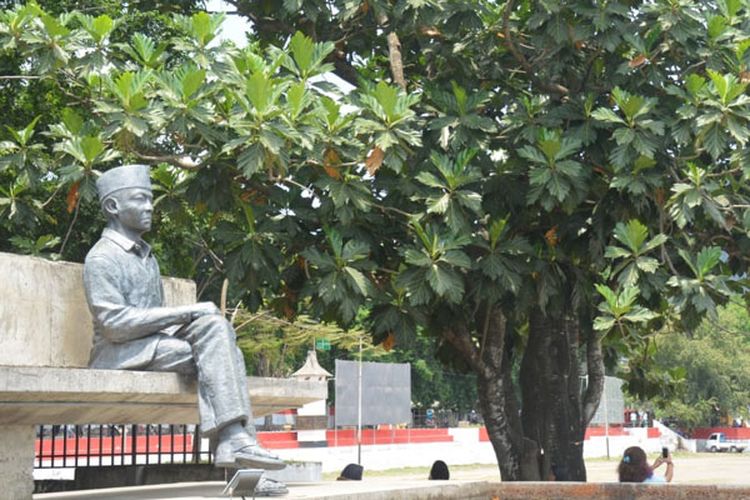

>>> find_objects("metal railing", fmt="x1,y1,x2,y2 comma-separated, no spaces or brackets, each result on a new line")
35,424,212,469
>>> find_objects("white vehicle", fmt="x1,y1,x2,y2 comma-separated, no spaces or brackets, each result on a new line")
705,432,746,453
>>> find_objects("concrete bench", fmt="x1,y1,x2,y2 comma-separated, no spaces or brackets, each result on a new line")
0,251,326,499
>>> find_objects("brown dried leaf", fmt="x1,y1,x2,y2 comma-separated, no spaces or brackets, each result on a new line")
382,332,396,351
544,225,559,247
654,187,665,207
66,182,80,214
365,146,385,175
628,54,648,68
419,26,442,37
323,147,342,179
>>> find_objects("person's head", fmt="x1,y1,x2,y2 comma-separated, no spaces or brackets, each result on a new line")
618,446,651,483
337,463,363,481
428,460,449,480
97,165,153,237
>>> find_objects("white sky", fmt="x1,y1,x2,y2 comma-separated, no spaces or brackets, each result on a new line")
205,0,253,47
204,0,355,93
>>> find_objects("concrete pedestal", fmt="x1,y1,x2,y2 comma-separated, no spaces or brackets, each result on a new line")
0,424,35,499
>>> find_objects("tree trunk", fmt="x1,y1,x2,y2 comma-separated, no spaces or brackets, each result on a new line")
477,368,523,480
475,309,528,480
445,307,604,482
444,309,525,480
520,309,587,481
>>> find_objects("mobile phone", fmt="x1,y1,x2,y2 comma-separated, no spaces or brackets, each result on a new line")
661,447,669,458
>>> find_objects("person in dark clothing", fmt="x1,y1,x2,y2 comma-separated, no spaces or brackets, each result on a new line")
428,460,450,480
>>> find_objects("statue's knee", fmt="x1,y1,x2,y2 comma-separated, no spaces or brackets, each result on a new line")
194,314,235,340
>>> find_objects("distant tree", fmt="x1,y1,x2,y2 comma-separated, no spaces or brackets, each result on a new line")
643,301,750,429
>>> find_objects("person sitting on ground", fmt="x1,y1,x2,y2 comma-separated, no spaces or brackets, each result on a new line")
617,446,673,483
428,460,449,480
337,463,364,480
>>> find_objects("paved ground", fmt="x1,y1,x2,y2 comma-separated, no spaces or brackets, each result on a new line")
34,453,750,499
407,452,750,484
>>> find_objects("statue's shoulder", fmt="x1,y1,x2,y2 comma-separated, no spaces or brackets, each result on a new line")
84,237,120,266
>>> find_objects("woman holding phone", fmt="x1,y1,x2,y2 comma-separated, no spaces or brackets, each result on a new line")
617,446,674,483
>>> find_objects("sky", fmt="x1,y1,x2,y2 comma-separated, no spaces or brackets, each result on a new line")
205,0,253,47
204,0,355,93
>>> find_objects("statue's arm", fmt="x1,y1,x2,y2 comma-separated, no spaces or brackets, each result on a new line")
83,256,194,342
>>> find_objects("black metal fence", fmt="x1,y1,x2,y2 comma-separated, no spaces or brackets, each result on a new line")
35,424,212,469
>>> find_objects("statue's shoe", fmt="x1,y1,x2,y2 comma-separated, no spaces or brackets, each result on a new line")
214,440,286,470
254,476,289,497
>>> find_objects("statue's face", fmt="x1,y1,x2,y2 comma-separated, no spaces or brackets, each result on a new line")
112,187,153,234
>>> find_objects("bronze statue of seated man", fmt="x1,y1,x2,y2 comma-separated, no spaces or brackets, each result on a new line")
83,164,284,471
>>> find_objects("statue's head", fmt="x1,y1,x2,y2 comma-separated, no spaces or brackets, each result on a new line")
96,164,153,235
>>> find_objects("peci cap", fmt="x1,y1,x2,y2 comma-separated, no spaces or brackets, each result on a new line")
96,164,152,201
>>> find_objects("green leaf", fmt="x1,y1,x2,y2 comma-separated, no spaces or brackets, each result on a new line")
415,171,446,189
80,136,104,163
685,74,706,97
343,266,371,296
191,12,220,47
374,81,399,122
182,68,206,100
613,219,648,254
246,72,273,114
591,107,626,125
286,81,307,117
61,109,83,134
440,249,472,268
40,13,69,37
706,15,727,40
426,193,450,214
635,256,659,273
238,143,264,176
696,246,722,278
427,264,464,303
289,31,314,74
488,217,508,249
124,33,166,68
404,249,432,267
341,239,370,261
91,14,114,40
12,116,41,146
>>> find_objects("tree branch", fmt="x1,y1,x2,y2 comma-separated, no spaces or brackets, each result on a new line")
442,323,487,377
132,150,203,170
0,75,45,80
59,197,82,256
502,0,569,96
376,14,407,90
386,32,406,90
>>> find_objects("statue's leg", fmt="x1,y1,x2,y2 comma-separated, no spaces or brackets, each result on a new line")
232,344,257,439
147,336,195,374
171,314,247,436
173,314,285,470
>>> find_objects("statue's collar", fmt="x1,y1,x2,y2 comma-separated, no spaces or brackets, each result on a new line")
102,228,151,257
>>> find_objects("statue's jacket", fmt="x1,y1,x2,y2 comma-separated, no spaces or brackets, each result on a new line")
83,228,176,370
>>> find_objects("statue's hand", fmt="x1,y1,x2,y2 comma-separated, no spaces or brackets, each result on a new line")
190,301,221,319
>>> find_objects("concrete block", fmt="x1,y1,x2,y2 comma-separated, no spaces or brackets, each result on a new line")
0,367,327,424
0,424,35,500
0,251,195,369
265,461,322,483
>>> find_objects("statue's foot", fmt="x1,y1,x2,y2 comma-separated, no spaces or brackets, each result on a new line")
214,438,286,470
254,476,289,497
